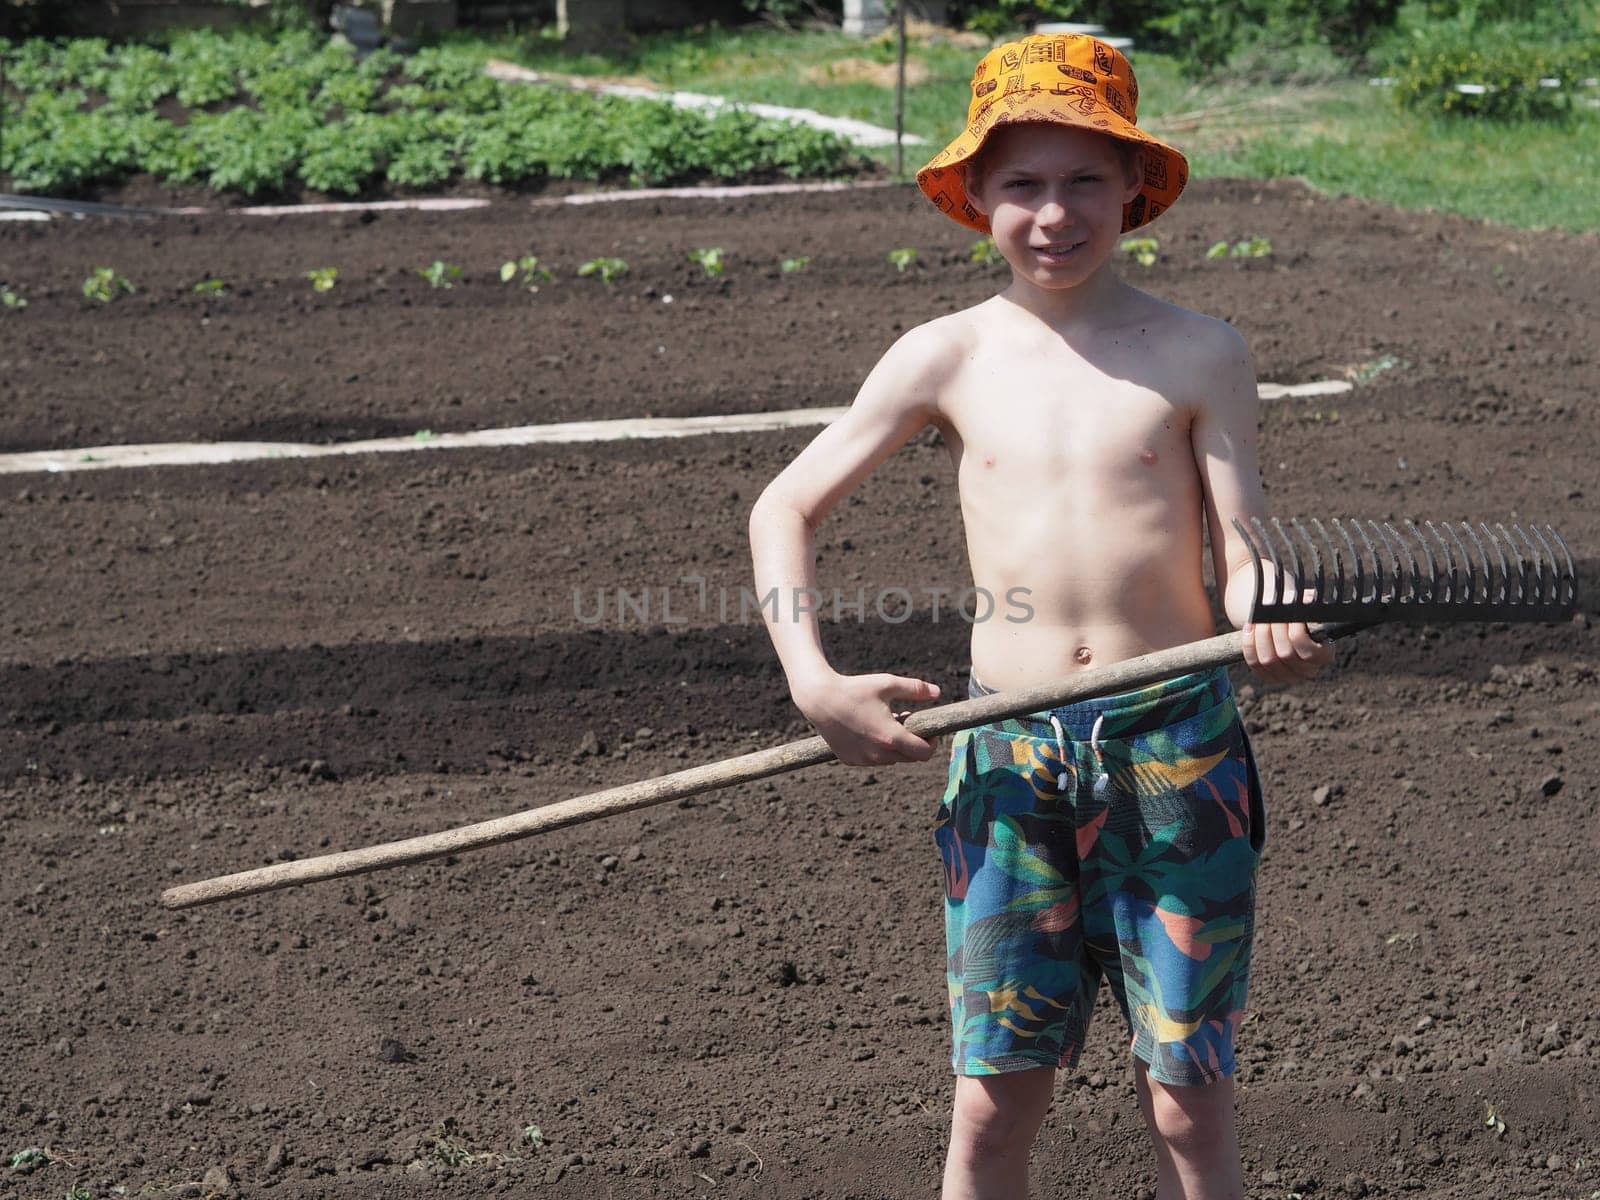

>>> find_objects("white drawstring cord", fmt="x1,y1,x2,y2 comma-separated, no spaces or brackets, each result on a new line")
1048,714,1070,791
1090,713,1109,798
1050,711,1111,796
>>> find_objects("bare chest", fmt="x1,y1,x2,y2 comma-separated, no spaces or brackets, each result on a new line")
940,360,1194,493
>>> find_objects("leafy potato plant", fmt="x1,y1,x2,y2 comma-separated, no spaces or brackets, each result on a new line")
0,31,861,198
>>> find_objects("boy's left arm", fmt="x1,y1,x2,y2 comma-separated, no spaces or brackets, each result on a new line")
1189,322,1333,684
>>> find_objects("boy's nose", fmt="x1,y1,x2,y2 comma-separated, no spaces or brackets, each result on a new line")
1035,199,1073,228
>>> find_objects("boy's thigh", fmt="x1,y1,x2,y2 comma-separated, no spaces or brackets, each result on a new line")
1082,704,1265,1086
937,727,1098,1075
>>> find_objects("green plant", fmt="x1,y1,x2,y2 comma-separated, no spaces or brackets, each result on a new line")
418,260,464,289
961,1,1079,38
1347,353,1404,383
688,246,726,277
8,1147,48,1173
433,1137,475,1167
1206,236,1274,259
520,1124,546,1150
779,255,811,274
1385,16,1595,120
500,255,554,292
65,1186,92,1200
192,278,227,295
306,266,339,293
1147,0,1405,77
740,0,832,25
1119,237,1160,267
577,257,629,285
1,287,26,310
0,31,863,202
81,267,135,303
300,111,389,195
886,246,919,273
969,237,1001,266
427,1116,482,1167
413,429,437,442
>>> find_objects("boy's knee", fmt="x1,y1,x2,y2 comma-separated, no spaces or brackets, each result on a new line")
950,1073,1052,1160
1144,1076,1234,1156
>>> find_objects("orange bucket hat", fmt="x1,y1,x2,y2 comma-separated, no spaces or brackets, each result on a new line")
916,33,1188,235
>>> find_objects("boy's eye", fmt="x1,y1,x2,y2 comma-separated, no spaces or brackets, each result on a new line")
1004,179,1033,189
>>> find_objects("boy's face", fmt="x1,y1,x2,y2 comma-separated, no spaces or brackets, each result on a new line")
963,123,1142,291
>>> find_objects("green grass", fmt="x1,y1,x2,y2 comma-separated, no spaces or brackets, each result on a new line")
465,23,1600,232
467,24,980,167
1146,64,1600,233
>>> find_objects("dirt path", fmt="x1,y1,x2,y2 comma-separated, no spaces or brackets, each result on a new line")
2,179,1597,1200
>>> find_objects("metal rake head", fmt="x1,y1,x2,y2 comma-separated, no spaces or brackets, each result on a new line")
1233,517,1578,624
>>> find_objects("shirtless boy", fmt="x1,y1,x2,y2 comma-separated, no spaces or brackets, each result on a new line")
748,33,1329,1200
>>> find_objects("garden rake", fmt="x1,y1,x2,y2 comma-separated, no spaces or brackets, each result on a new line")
161,516,1578,911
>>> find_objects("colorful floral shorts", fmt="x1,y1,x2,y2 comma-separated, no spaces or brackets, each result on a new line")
935,666,1265,1086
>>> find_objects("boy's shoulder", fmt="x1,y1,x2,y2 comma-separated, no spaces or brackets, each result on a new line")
871,304,984,384
1120,287,1247,356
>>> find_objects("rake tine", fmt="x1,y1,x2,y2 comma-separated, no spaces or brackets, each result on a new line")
1464,522,1494,604
1480,523,1511,605
1405,519,1437,604
1383,521,1420,604
1289,518,1322,606
1354,520,1380,604
1423,520,1456,604
1233,517,1267,620
1308,518,1333,604
1370,521,1403,604
1442,522,1473,605
1334,518,1361,606
1273,517,1304,608
1546,525,1578,606
1262,516,1293,613
1496,523,1526,605
1251,516,1285,615
1519,524,1552,607
1534,525,1567,607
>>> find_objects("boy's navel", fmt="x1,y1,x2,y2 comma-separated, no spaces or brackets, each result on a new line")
1075,646,1093,666
983,454,996,468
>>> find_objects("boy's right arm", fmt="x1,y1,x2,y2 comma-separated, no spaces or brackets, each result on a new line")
748,323,957,766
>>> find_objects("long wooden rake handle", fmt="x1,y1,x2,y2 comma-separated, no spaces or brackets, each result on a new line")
160,622,1363,910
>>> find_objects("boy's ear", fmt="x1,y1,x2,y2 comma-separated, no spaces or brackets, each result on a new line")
961,163,990,217
1121,146,1144,205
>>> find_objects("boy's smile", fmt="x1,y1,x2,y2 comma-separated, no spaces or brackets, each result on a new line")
964,123,1142,292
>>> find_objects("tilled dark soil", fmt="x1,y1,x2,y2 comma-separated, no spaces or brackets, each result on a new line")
2,181,1598,1200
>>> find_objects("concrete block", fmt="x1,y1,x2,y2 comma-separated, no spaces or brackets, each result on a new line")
381,0,458,36
843,0,889,36
557,0,627,43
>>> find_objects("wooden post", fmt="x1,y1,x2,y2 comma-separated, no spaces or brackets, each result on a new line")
895,0,907,180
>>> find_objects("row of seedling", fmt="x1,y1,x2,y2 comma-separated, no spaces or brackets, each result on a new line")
5,235,1241,313
1118,236,1275,267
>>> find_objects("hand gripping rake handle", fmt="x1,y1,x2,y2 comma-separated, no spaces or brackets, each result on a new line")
160,515,1578,911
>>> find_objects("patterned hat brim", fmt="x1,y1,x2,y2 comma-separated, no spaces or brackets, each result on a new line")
916,102,1189,236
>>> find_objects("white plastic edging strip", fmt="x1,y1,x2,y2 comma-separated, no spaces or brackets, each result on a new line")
0,181,896,221
530,179,898,207
484,59,926,149
1258,380,1352,400
0,382,1352,478
182,197,493,217
0,408,852,476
